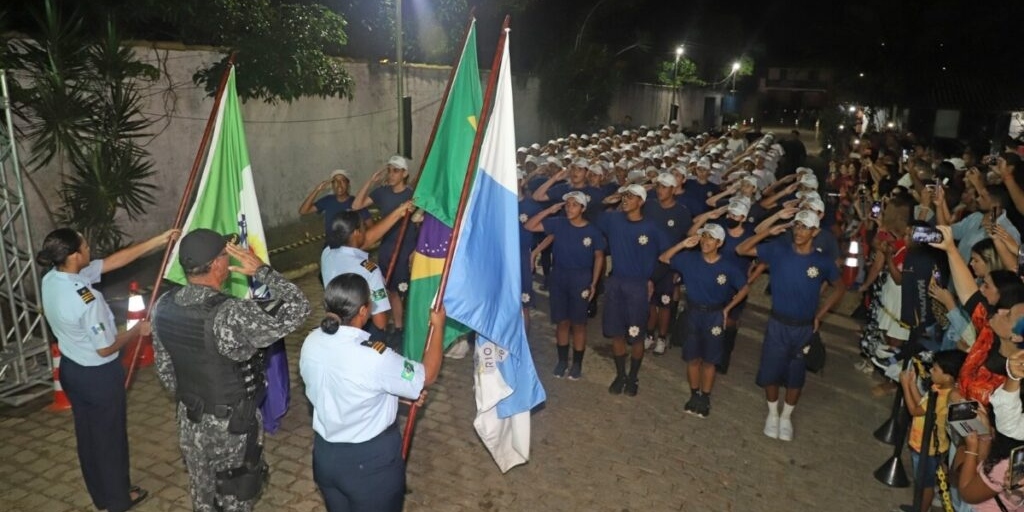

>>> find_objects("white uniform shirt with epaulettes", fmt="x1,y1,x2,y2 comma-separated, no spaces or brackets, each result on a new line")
40,260,117,366
320,246,391,315
300,325,425,443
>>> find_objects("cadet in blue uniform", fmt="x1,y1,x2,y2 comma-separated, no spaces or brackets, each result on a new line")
643,172,692,355
596,184,667,396
736,210,846,442
320,205,415,341
678,161,717,215
298,169,369,236
37,228,176,512
353,155,417,333
659,224,749,418
300,273,444,512
525,191,607,380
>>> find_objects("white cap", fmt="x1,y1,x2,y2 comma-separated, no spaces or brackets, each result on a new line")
945,158,967,171
572,158,590,168
727,201,750,218
697,157,712,169
794,210,820,229
796,190,821,202
618,184,648,202
795,166,814,175
525,155,540,165
388,155,409,170
530,143,541,150
740,175,760,189
517,147,527,153
803,197,826,213
330,169,350,180
587,164,605,176
562,191,590,208
697,223,726,241
798,174,818,189
547,156,562,165
655,173,678,188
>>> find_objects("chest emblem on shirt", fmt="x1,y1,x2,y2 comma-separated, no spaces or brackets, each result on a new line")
711,326,723,336
521,293,531,304
583,237,592,247
519,213,528,223
667,219,675,227
638,235,649,246
717,274,727,285
361,339,387,354
706,191,713,197
76,287,96,304
807,266,820,278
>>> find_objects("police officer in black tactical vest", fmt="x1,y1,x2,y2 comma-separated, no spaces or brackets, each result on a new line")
152,229,310,512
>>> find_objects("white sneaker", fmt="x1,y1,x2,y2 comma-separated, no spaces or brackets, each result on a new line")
764,413,780,439
874,345,899,359
445,339,469,359
779,417,793,441
653,337,667,355
644,335,655,351
883,362,901,382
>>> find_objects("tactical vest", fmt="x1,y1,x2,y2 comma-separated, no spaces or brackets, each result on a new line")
153,291,266,412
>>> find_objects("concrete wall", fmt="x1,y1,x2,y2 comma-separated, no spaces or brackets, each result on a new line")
14,44,718,255
608,82,724,131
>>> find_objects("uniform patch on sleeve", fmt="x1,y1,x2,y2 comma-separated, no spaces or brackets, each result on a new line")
90,322,107,335
401,360,415,381
76,287,96,304
360,339,387,354
361,259,378,272
371,288,387,302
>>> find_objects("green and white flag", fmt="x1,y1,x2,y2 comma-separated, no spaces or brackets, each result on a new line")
164,67,269,298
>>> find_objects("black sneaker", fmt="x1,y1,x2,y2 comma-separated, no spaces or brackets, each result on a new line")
553,361,568,378
608,375,627,395
695,394,711,418
624,378,639,397
683,394,699,415
567,363,582,380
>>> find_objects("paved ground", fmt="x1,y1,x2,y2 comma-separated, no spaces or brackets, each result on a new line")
1,129,919,511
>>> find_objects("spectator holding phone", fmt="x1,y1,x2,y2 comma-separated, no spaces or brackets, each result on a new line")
957,417,1024,511
936,179,1020,265
898,351,967,512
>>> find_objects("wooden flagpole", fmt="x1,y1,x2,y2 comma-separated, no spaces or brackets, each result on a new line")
124,53,238,389
403,15,512,460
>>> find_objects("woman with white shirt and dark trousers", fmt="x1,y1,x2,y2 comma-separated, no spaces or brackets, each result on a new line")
300,273,444,512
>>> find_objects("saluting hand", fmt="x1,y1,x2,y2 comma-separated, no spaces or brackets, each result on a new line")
679,235,700,249
226,243,265,276
768,222,789,236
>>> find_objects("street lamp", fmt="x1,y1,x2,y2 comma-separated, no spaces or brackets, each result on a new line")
670,45,684,124
673,45,685,82
730,61,740,92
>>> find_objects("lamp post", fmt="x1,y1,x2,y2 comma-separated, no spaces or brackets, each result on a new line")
396,0,405,157
730,61,740,92
670,45,684,124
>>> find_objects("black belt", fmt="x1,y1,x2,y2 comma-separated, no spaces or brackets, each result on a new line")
770,311,814,327
691,301,729,312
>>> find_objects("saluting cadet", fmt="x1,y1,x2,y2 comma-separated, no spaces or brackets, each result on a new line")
678,158,717,216
643,172,692,354
659,224,750,418
300,274,445,512
597,184,667,396
320,204,414,340
525,191,607,380
532,158,605,215
736,210,845,442
298,169,369,237
37,228,175,512
152,229,310,512
352,155,417,334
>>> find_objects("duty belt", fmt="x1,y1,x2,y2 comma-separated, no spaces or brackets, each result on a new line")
770,310,814,327
690,301,729,312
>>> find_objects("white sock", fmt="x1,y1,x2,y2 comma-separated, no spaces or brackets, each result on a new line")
767,400,779,416
781,403,796,420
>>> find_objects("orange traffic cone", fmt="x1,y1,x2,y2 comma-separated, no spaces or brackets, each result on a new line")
48,344,71,411
125,281,154,368
843,239,860,287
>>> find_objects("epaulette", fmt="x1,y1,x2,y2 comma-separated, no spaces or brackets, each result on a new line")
76,286,96,304
361,259,378,272
361,339,387,354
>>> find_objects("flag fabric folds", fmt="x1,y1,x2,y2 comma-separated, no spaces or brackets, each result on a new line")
162,68,288,433
443,32,546,473
404,21,482,360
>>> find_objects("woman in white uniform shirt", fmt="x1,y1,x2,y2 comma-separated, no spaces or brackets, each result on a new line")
36,227,174,512
300,273,444,512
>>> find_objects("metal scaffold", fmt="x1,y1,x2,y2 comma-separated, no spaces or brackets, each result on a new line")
0,69,52,406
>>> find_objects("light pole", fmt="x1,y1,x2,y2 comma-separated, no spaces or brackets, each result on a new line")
730,61,740,92
395,0,403,156
671,45,684,124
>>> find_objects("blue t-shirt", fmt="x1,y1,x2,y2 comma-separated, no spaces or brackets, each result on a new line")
779,229,840,263
757,239,840,321
680,181,717,215
314,195,369,235
369,186,415,253
596,211,666,280
721,228,755,273
542,217,607,270
669,250,747,306
643,200,692,245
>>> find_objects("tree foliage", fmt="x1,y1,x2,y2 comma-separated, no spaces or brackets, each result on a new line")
655,58,703,87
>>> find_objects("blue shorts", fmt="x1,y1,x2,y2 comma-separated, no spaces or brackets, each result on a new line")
910,450,944,488
550,268,591,324
755,317,813,389
378,245,412,295
602,276,649,344
650,271,677,307
682,309,726,364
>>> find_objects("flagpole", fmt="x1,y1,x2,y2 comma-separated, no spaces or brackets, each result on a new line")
384,11,476,286
402,15,511,461
124,53,238,390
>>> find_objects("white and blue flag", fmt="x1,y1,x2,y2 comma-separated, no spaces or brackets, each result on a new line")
444,30,546,473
